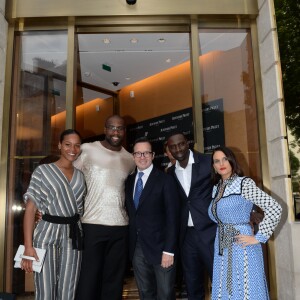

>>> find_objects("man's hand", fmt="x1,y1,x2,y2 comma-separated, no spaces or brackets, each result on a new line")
35,210,42,224
161,253,174,268
250,210,264,226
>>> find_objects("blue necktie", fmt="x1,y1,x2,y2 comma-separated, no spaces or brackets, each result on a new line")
133,172,144,209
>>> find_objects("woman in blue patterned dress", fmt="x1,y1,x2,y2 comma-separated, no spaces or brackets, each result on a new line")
21,129,86,300
208,146,282,300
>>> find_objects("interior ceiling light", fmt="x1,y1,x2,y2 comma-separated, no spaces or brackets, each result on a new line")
130,38,138,44
103,38,111,44
166,58,171,63
84,72,91,77
125,77,131,80
158,38,166,43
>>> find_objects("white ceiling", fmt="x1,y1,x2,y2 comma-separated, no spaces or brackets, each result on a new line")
21,31,247,104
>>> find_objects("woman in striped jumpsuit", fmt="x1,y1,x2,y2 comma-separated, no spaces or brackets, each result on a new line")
22,129,86,300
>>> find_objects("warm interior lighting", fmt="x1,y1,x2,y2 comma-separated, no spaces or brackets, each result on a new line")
12,205,23,212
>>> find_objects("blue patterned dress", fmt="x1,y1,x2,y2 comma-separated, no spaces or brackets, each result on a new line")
208,175,282,300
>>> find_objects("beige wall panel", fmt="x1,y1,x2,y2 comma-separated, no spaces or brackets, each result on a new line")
291,224,300,298
274,222,295,300
267,138,289,177
261,65,283,108
0,0,5,15
260,30,279,74
257,0,264,10
271,172,293,298
257,0,276,41
265,101,286,142
11,0,258,18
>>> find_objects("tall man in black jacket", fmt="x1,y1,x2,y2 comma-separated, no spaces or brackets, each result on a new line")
125,137,180,300
167,132,217,300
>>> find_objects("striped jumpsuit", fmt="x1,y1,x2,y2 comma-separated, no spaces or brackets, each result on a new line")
24,163,86,300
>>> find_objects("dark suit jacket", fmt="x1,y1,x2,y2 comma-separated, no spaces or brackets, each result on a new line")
167,151,217,248
125,165,180,265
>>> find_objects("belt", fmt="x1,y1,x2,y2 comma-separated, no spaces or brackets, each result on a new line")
218,223,248,296
42,214,83,250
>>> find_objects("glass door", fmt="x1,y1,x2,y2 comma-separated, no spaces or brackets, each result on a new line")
7,30,68,294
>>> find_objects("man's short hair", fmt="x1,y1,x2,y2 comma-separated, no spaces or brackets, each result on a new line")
166,131,187,141
133,136,152,149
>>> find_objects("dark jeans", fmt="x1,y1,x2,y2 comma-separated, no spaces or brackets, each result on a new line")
132,241,176,300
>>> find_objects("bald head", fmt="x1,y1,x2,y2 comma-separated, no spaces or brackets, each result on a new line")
102,115,126,151
105,115,124,127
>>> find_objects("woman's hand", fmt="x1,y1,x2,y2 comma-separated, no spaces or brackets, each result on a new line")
235,234,259,247
21,246,39,273
23,199,38,273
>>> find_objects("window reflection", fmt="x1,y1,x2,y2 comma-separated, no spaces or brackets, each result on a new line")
199,29,262,184
9,31,68,295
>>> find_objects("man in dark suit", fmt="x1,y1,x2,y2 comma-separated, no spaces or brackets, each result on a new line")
167,132,217,300
125,137,180,300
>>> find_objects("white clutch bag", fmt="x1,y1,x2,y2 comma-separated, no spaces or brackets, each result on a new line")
14,245,47,273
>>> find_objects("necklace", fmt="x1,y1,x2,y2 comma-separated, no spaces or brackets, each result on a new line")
55,162,73,171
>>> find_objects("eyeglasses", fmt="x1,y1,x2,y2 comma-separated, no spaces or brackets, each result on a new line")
106,125,125,132
133,151,153,158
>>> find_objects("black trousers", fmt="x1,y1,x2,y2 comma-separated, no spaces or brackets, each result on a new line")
75,224,128,300
181,227,214,300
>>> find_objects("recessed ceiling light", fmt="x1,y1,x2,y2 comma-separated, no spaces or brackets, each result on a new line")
84,72,91,77
130,38,138,44
166,58,171,63
125,77,131,80
103,38,111,44
158,38,166,43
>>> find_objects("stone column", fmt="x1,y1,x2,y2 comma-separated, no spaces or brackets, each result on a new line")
257,0,299,299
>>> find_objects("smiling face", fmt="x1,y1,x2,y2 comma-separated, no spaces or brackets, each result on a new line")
103,115,125,150
133,141,154,171
212,150,233,180
59,133,81,163
167,134,190,167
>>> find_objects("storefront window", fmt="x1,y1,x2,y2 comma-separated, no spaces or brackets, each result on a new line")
76,32,192,165
199,29,262,183
8,31,68,294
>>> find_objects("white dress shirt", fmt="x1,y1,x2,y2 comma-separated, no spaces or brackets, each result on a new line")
175,149,195,227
